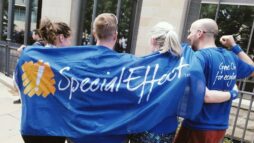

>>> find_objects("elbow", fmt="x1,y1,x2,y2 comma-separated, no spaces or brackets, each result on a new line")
204,95,212,103
251,72,254,77
204,87,214,103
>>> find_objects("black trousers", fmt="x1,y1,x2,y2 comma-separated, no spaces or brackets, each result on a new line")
22,135,66,143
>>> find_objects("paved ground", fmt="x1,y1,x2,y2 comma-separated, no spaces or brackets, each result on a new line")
0,74,23,143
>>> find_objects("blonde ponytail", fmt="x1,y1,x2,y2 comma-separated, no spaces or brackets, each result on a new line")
150,22,182,56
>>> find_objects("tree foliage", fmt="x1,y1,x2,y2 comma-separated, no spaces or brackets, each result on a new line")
200,3,254,91
83,0,135,52
200,4,254,58
84,0,133,36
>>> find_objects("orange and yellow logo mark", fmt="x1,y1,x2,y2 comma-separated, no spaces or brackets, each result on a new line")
21,61,56,97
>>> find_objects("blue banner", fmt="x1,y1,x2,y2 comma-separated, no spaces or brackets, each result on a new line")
15,44,205,139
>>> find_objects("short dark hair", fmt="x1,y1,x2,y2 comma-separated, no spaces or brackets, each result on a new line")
32,29,40,36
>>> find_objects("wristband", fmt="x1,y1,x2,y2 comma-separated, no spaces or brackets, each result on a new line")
231,44,243,55
230,90,238,100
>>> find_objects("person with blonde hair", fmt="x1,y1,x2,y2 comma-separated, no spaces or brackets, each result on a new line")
127,21,182,143
149,22,182,56
129,21,241,143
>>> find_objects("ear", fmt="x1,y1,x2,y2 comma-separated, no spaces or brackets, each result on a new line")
93,31,97,39
113,31,118,41
197,31,204,39
150,37,159,52
59,34,65,42
150,37,156,46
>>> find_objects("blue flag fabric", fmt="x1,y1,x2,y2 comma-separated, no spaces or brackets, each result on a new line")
15,44,205,139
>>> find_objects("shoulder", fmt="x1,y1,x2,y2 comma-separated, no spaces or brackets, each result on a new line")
196,47,223,57
33,41,45,46
217,47,238,61
194,48,218,63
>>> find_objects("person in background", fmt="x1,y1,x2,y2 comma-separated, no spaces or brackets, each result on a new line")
31,29,45,46
174,18,254,143
17,29,45,53
13,29,45,104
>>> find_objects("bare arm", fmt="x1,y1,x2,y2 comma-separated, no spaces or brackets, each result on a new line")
220,35,254,77
205,85,238,103
17,45,26,54
205,88,230,103
237,51,254,66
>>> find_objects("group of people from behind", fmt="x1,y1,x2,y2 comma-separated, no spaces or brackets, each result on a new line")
16,13,254,143
128,17,254,143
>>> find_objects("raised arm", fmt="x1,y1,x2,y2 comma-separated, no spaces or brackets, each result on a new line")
220,35,254,76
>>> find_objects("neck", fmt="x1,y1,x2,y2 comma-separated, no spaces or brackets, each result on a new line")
96,40,115,50
45,43,57,48
198,38,216,49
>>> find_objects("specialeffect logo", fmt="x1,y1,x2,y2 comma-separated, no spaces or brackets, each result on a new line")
21,61,56,97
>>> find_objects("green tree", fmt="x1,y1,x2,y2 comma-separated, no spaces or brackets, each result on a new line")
217,5,254,51
200,4,217,19
200,4,254,57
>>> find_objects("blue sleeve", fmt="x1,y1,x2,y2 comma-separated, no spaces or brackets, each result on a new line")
236,57,254,79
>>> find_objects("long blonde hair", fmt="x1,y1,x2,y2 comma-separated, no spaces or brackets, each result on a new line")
150,22,182,56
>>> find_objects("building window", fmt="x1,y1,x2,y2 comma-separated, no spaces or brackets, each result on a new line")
12,0,39,44
15,6,26,21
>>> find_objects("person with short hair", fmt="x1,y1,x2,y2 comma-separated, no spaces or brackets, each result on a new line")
69,13,128,143
14,29,45,104
17,29,45,54
93,13,118,50
174,18,254,143
31,29,45,46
